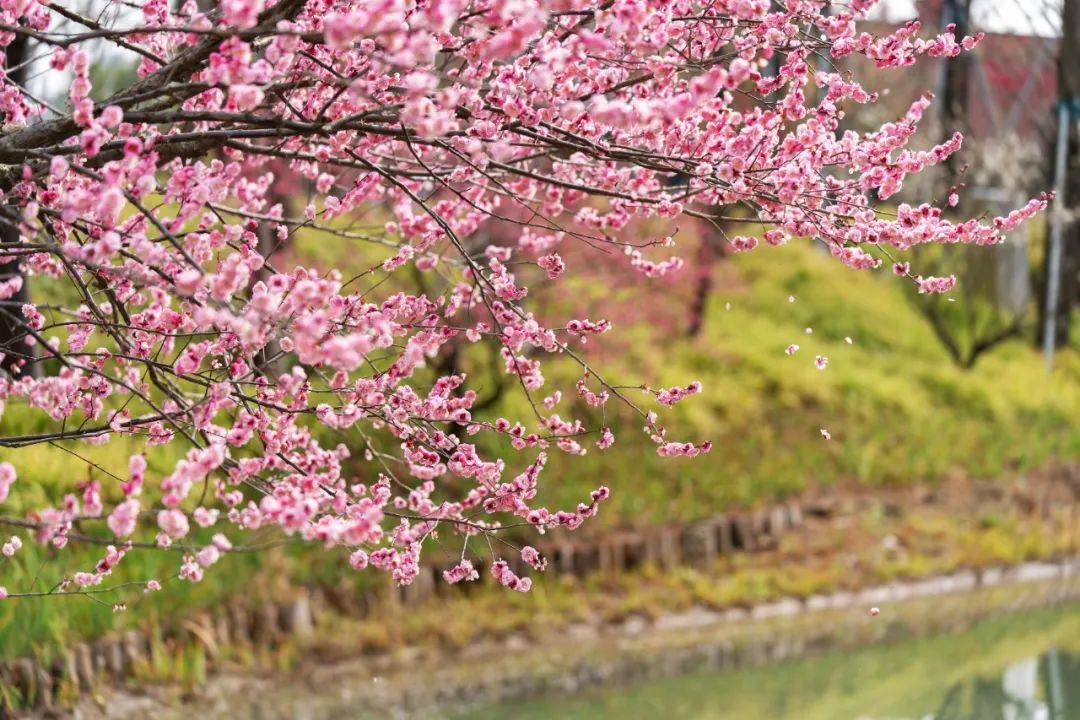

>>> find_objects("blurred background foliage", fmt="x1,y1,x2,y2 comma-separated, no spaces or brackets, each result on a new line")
2,220,1076,659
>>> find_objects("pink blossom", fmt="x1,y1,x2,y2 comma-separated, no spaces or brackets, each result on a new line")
537,253,565,280
193,507,220,527
107,499,140,537
521,546,546,571
491,560,531,592
0,276,22,301
221,0,265,28
916,275,957,294
0,0,1046,599
99,105,122,128
196,545,221,567
229,85,264,112
656,381,702,406
729,236,759,252
179,555,204,582
349,549,369,570
157,510,190,540
2,536,21,557
323,11,365,48
0,463,15,504
442,559,479,584
72,572,99,587
123,455,146,497
657,441,712,458
597,427,615,449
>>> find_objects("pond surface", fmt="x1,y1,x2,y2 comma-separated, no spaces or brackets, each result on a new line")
469,603,1080,720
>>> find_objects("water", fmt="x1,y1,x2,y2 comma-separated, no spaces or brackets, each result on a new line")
469,604,1080,720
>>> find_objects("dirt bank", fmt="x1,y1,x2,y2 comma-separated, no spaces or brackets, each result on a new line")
82,561,1079,720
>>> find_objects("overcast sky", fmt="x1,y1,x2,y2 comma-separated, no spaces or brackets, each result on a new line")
867,0,1063,37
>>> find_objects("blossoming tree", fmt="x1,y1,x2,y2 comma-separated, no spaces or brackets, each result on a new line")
0,0,1047,599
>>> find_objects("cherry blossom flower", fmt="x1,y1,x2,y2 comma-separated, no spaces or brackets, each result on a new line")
2,536,21,557
442,559,479,584
0,0,1044,601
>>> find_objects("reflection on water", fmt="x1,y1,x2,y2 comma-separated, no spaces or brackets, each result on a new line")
469,605,1080,720
931,650,1076,720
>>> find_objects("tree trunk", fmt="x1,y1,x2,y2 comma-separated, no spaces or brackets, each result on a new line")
1040,0,1080,348
938,0,972,193
686,225,727,338
0,35,37,378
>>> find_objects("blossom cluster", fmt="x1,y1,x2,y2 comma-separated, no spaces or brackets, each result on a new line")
0,0,1045,600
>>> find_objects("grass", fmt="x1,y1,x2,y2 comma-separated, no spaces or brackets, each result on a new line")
476,238,1079,523
318,498,1075,656
0,227,1076,661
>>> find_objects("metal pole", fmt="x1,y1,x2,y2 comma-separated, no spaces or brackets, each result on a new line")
1044,101,1070,372
1045,648,1065,719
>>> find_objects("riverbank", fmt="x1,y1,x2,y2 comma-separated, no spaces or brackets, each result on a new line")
3,238,1077,674
2,466,1076,716
80,560,1079,719
470,599,1080,720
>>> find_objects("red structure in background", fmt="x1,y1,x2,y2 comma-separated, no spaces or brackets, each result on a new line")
858,5,1059,148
